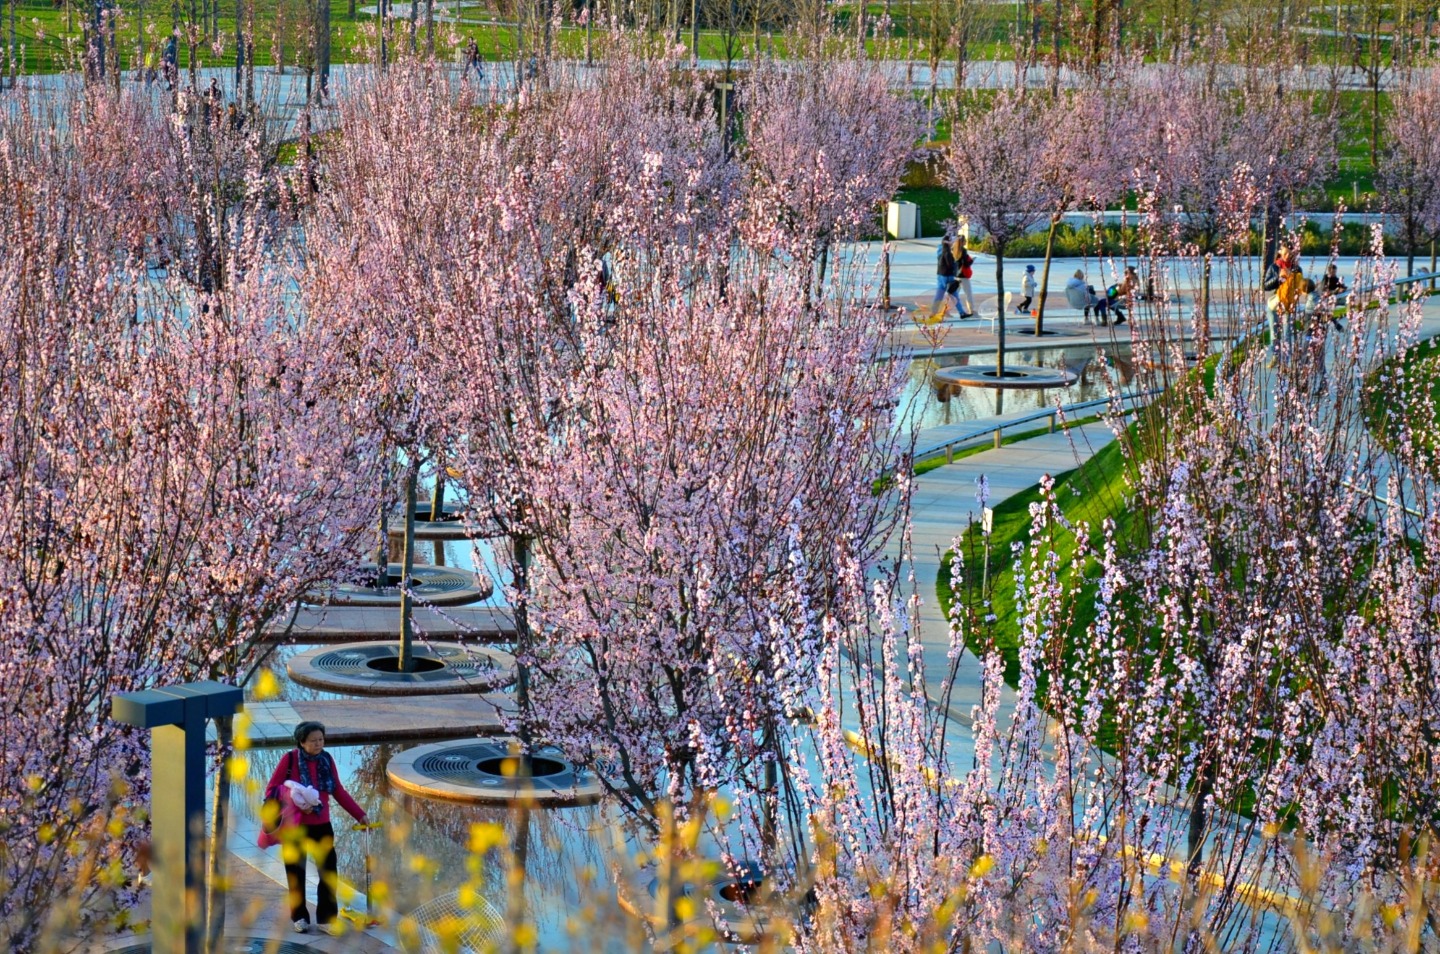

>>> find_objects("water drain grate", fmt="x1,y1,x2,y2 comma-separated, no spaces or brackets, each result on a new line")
287,641,517,696
311,645,498,678
388,739,606,805
412,743,583,791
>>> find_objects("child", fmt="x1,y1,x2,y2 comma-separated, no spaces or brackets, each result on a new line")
1016,264,1036,314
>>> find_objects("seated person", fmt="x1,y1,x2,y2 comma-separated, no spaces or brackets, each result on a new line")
1320,263,1347,296
1065,270,1122,325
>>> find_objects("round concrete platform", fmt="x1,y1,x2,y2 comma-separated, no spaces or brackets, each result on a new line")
286,641,516,695
387,503,504,542
302,562,493,607
933,364,1079,389
387,739,604,806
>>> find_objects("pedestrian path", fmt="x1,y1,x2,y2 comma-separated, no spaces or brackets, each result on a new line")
263,604,515,642
896,419,1118,723
241,694,514,746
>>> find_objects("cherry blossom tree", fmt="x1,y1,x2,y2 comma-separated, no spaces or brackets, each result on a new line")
738,53,923,292
1377,71,1440,277
945,87,1058,375
1133,66,1334,337
0,85,379,948
1030,73,1140,334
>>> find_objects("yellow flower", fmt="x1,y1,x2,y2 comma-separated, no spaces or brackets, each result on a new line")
253,669,281,701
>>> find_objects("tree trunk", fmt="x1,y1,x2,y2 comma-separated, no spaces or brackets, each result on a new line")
398,464,418,673
1186,758,1215,881
204,716,234,954
1199,253,1212,343
315,0,331,101
690,0,698,65
234,0,243,99
430,466,445,519
375,461,390,587
424,0,433,55
995,248,1006,377
505,804,532,954
512,533,532,739
1035,215,1059,335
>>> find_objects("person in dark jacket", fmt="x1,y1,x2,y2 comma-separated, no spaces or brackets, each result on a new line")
931,232,969,318
260,721,369,935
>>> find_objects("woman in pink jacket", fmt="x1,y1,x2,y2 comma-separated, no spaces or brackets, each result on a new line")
260,721,368,935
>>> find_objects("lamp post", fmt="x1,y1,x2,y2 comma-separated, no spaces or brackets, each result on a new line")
112,681,244,954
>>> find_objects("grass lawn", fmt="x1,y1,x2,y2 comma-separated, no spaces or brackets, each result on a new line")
1363,335,1440,476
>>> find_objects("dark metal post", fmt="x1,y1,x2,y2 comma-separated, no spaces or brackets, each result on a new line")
112,682,243,954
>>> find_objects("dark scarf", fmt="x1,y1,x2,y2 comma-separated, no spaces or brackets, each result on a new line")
296,749,336,795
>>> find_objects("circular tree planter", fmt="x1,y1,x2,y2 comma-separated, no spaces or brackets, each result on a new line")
303,562,493,607
932,364,1078,390
387,503,504,542
387,739,604,806
617,859,778,944
286,641,516,695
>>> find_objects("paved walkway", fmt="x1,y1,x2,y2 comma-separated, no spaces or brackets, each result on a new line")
898,420,1118,722
264,604,515,642
242,694,514,746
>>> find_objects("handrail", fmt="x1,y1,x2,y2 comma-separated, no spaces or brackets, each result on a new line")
909,387,1165,469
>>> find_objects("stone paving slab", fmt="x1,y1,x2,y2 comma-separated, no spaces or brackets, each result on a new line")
263,605,516,643
242,695,514,747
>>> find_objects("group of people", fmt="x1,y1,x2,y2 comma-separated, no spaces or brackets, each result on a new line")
931,233,1143,326
931,231,977,319
1063,266,1142,326
1265,252,1346,361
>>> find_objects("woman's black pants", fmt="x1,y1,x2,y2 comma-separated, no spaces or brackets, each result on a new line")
284,822,338,925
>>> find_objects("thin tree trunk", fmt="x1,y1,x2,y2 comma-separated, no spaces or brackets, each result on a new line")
881,210,892,311
315,0,331,101
1035,215,1059,335
204,716,234,954
398,464,418,672
234,0,243,98
995,249,1006,377
430,466,445,519
1191,251,1211,341
1186,758,1215,880
505,804,532,954
512,533,532,740
424,0,433,54
375,462,390,586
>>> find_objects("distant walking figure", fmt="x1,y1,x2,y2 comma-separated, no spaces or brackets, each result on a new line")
464,37,483,80
161,35,178,91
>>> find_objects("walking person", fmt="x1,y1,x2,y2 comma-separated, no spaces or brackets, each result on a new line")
464,37,484,81
1266,258,1305,364
953,235,977,318
258,722,370,936
161,35,178,91
931,231,968,318
1015,264,1036,314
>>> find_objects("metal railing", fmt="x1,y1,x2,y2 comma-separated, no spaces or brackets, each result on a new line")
910,387,1165,468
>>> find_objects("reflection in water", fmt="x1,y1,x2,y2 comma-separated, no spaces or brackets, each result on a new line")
897,344,1138,433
